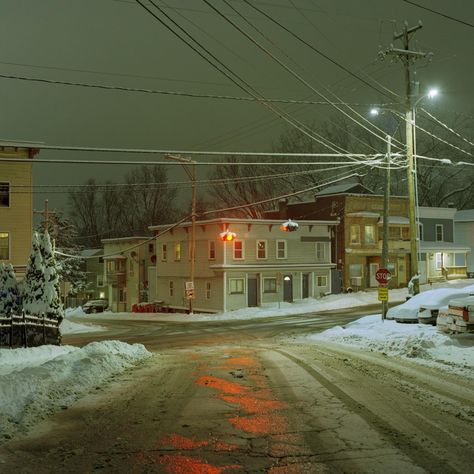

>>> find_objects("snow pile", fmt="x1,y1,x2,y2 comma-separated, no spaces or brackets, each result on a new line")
0,341,152,439
60,318,104,334
65,306,88,317
311,315,474,378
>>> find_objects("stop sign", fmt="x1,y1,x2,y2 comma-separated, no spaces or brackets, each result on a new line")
375,267,392,284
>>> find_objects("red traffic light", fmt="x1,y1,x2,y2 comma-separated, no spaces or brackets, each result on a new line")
279,219,299,232
219,230,237,241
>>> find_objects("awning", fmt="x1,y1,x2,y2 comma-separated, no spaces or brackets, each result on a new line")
103,254,126,260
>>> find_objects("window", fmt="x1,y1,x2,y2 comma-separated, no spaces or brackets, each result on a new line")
0,232,9,259
349,264,363,278
169,281,174,297
118,289,126,303
161,244,167,261
387,261,397,277
389,227,400,239
148,243,154,253
418,224,423,241
257,240,267,259
350,225,360,244
233,240,244,260
229,278,244,294
0,183,9,207
401,227,409,240
316,275,328,287
205,282,211,299
263,277,277,293
97,274,104,287
117,259,125,272
129,259,134,276
364,225,375,244
208,241,216,260
436,224,444,242
276,240,287,259
174,242,181,261
315,242,328,263
435,252,443,270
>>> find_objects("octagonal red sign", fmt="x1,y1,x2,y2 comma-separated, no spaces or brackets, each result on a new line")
375,267,392,284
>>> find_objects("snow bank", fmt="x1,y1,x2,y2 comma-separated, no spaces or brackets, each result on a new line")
310,315,474,378
60,318,104,334
0,341,152,439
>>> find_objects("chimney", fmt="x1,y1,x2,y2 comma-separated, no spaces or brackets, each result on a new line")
278,199,288,219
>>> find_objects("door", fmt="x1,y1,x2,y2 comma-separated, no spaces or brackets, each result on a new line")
283,275,293,302
302,273,309,299
369,263,379,288
247,277,258,307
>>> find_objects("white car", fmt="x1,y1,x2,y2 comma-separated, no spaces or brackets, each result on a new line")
440,296,474,333
387,287,474,323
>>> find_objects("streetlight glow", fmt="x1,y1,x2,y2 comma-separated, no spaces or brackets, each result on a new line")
370,107,380,116
427,88,439,99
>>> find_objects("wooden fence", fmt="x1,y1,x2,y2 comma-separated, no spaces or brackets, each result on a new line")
0,313,61,348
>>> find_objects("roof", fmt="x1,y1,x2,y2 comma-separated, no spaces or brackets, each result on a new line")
80,248,102,258
346,211,380,218
455,209,474,222
378,216,410,225
149,217,339,231
101,236,149,243
315,182,373,196
103,254,127,260
420,241,471,252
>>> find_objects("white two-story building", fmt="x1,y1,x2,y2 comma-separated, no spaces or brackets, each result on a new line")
149,218,338,313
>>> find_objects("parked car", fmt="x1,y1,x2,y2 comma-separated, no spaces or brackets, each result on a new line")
440,296,474,333
387,287,474,323
83,299,109,314
436,306,452,333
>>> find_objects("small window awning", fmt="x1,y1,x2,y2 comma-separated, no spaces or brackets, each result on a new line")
103,254,126,260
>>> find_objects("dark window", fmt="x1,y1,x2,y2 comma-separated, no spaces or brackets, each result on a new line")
0,183,9,207
148,243,154,253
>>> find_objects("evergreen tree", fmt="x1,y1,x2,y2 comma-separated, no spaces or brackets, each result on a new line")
0,263,21,316
40,231,64,321
23,232,46,316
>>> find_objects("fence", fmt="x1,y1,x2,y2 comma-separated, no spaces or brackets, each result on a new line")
0,313,61,348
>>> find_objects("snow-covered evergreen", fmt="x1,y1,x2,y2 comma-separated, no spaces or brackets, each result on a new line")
0,263,21,316
22,232,46,316
41,231,64,321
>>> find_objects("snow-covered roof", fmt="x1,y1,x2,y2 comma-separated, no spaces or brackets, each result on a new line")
454,209,474,222
80,249,102,258
346,211,380,218
377,216,410,225
420,241,471,252
101,236,149,243
315,182,373,196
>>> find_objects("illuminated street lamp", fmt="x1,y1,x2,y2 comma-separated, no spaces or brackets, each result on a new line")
219,229,237,241
280,219,299,232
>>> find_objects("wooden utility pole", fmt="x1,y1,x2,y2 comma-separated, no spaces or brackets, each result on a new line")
382,21,431,295
33,199,56,232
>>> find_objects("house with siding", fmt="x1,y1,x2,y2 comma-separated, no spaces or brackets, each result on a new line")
265,184,412,292
454,209,474,275
417,207,469,282
0,141,40,278
149,218,338,313
102,237,155,312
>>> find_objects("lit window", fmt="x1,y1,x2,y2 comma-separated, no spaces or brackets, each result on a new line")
0,183,9,207
257,240,267,259
208,241,216,260
435,252,443,270
350,225,360,244
161,244,167,261
175,242,181,261
233,240,244,260
436,224,444,242
276,240,287,259
364,225,375,244
315,242,328,262
263,278,277,293
229,278,244,294
0,232,9,259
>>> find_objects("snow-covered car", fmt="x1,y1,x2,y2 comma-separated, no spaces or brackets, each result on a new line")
436,306,452,333
82,299,109,314
386,287,474,323
442,296,474,333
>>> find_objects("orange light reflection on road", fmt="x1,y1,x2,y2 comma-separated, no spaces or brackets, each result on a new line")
220,394,286,414
228,413,288,434
160,454,241,474
196,375,250,394
160,433,208,450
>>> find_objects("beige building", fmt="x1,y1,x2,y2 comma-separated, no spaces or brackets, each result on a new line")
0,141,40,278
102,237,155,312
149,218,338,313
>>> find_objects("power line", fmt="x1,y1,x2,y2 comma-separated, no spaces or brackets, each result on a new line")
400,0,474,29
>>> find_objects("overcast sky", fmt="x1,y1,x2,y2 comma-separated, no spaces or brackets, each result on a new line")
1,0,472,213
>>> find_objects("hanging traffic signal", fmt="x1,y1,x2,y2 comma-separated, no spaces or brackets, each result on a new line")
280,219,299,232
219,230,237,241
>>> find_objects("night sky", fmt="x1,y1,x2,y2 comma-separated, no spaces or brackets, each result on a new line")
0,0,472,213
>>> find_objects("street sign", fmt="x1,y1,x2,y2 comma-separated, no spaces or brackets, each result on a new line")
185,281,194,290
185,288,195,299
375,268,392,285
378,287,389,301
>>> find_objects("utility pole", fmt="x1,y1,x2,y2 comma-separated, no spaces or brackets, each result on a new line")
33,199,57,232
381,136,391,320
382,21,431,295
165,155,196,314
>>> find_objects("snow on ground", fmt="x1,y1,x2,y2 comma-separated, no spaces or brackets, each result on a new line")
0,341,152,440
309,314,474,379
60,317,105,334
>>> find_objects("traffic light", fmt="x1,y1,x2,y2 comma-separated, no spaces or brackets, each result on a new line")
279,219,299,232
219,230,237,241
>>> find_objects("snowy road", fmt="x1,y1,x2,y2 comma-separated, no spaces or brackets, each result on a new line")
1,310,473,473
